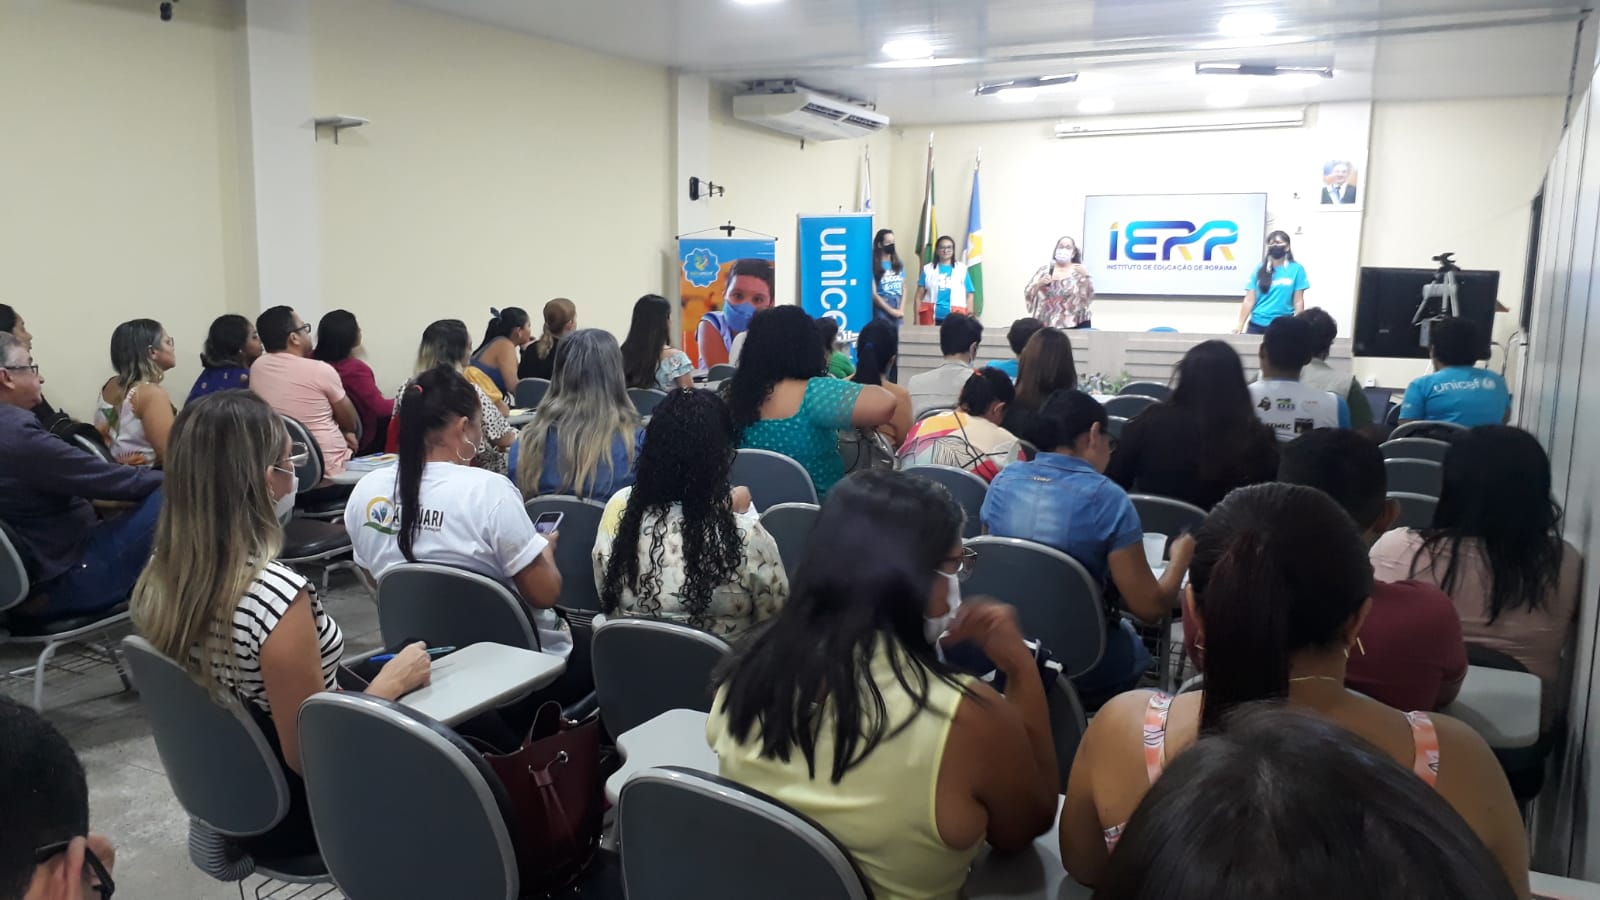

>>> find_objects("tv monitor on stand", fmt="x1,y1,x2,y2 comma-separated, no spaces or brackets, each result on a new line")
1353,266,1499,359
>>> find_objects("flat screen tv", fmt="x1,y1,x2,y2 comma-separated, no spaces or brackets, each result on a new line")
1353,266,1499,359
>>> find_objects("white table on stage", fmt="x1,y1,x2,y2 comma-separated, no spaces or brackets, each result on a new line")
964,797,1090,900
1534,872,1600,899
398,642,566,726
1442,665,1542,750
606,708,718,804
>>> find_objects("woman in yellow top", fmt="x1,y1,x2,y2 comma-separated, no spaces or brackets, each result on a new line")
707,469,1058,900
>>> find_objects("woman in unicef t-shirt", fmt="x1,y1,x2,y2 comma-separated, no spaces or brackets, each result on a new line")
1234,231,1310,334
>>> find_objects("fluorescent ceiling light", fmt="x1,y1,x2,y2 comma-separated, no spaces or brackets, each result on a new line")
1206,88,1249,108
975,73,1078,97
1218,12,1277,37
874,57,968,69
1196,62,1333,80
1076,97,1116,114
882,38,934,60
730,0,783,5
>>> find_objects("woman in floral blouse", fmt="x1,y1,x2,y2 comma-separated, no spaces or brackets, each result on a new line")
1025,235,1096,329
594,388,787,640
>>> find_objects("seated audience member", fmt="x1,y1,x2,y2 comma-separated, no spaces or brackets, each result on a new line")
1371,426,1579,730
1091,705,1519,900
1002,327,1079,450
1059,483,1529,895
513,329,643,501
1298,307,1374,433
0,304,71,430
96,318,177,468
187,314,262,402
1400,317,1511,427
899,367,1022,482
0,332,162,622
1249,315,1350,442
471,306,532,400
594,389,787,640
815,316,855,379
1107,340,1279,510
350,367,569,659
1279,430,1467,710
394,319,514,474
987,316,1043,380
619,294,693,391
983,390,1191,706
132,390,432,858
708,470,1058,900
907,314,983,418
250,305,361,478
730,306,896,498
0,696,117,900
519,298,576,382
312,310,391,455
850,319,913,446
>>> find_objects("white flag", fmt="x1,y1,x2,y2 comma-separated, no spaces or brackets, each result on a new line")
858,149,873,214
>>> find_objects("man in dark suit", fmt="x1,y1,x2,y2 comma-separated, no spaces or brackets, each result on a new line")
1322,161,1357,204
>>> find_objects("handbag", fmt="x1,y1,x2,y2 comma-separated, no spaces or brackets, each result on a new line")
469,701,604,897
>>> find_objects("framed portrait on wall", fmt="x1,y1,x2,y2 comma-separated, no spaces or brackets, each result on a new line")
1319,159,1363,211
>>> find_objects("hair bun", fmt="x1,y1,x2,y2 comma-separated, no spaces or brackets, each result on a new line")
489,307,502,319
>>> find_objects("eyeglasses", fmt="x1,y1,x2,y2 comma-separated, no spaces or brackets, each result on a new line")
293,323,313,335
940,547,978,583
34,840,114,899
3,364,39,375
288,442,310,468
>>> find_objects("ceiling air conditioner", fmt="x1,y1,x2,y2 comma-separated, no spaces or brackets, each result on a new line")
733,90,889,142
1054,106,1305,139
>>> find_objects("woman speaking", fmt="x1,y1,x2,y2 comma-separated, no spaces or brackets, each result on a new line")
1234,230,1309,334
1025,236,1095,329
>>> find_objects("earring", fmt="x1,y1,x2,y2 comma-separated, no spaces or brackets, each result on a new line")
1356,637,1367,657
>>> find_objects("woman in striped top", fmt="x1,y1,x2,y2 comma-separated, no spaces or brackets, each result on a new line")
132,390,432,857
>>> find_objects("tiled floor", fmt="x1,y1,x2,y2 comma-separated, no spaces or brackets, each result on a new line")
0,569,379,900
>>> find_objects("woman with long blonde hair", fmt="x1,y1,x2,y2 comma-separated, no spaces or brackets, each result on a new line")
518,297,577,381
132,390,431,857
96,318,178,467
514,328,643,500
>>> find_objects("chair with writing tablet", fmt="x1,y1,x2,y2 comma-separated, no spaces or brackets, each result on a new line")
514,378,551,410
708,364,737,382
1119,381,1172,402
1103,394,1156,420
731,449,819,512
628,388,668,418
1381,437,1452,463
760,503,819,578
1129,494,1207,690
905,465,988,538
1389,420,1468,441
377,563,542,652
592,618,731,737
962,536,1106,679
1384,458,1444,498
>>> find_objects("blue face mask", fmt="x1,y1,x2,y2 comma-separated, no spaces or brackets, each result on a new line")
723,300,756,333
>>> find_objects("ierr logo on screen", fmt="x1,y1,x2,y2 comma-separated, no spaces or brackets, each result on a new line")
1107,220,1240,263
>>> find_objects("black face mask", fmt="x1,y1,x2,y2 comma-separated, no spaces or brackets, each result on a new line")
1268,245,1289,260
882,244,895,254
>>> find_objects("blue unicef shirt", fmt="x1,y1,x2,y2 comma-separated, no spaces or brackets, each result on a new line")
1247,261,1310,326
1400,365,1510,426
876,260,905,319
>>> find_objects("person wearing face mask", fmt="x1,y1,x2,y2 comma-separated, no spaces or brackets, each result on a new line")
697,258,777,369
708,469,1058,900
1025,236,1096,330
132,390,433,860
983,389,1194,710
871,228,907,327
1234,230,1309,334
915,235,975,325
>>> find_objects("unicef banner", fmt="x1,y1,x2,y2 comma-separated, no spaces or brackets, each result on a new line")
1082,193,1267,297
678,237,776,369
797,213,874,359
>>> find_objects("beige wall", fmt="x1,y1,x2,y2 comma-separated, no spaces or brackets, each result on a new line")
0,0,247,420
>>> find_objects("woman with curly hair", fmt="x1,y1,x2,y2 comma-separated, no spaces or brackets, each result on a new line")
592,388,786,639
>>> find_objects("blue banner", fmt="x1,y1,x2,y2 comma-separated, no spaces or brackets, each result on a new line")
797,213,874,360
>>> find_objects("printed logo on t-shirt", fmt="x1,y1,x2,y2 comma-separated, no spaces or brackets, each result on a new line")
361,495,445,536
1429,376,1495,394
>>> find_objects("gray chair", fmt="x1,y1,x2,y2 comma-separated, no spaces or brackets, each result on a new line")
759,502,819,578
962,536,1106,678
276,416,358,590
1128,495,1208,691
1118,381,1172,402
281,415,353,522
708,364,737,382
70,430,116,465
514,377,551,409
1385,458,1444,497
1105,416,1129,443
628,388,669,417
731,449,819,511
1381,437,1452,463
121,636,333,889
376,563,542,652
905,464,988,538
1047,673,1090,787
298,692,521,900
525,495,608,614
1389,419,1468,441
618,767,872,900
591,618,731,737
1389,491,1439,530
1103,394,1156,419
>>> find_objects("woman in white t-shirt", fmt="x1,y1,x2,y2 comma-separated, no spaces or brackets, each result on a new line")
348,366,569,658
132,390,433,858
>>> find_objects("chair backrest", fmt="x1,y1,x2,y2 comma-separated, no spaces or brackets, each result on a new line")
1389,420,1468,441
298,692,519,900
628,388,669,417
731,449,819,511
759,503,819,578
280,416,324,493
524,495,607,613
70,431,116,465
513,378,550,409
1385,403,1403,428
1363,388,1395,426
120,636,290,838
914,406,953,423
1047,673,1089,787
708,364,738,382
1118,381,1172,402
1384,458,1444,498
1466,644,1531,673
591,618,731,736
0,523,31,614
376,563,540,651
1105,415,1128,442
904,464,987,538
1381,437,1452,463
962,536,1106,677
1103,394,1156,420
1129,494,1208,550
618,767,872,900
1016,439,1039,461
1388,491,1439,530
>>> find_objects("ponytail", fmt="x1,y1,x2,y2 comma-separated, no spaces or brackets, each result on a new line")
475,306,529,356
394,367,480,562
851,320,898,386
1193,530,1290,733
534,298,576,361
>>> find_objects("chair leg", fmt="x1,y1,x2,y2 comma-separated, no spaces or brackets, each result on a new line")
32,640,62,711
105,639,134,694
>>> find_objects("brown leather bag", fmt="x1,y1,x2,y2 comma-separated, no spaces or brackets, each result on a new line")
471,702,604,897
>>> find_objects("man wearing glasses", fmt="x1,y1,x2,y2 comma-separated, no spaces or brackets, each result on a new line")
0,696,115,899
249,306,362,479
0,332,163,624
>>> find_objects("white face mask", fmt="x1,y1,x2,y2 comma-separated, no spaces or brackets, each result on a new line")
271,472,298,524
924,571,963,649
1055,249,1074,263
